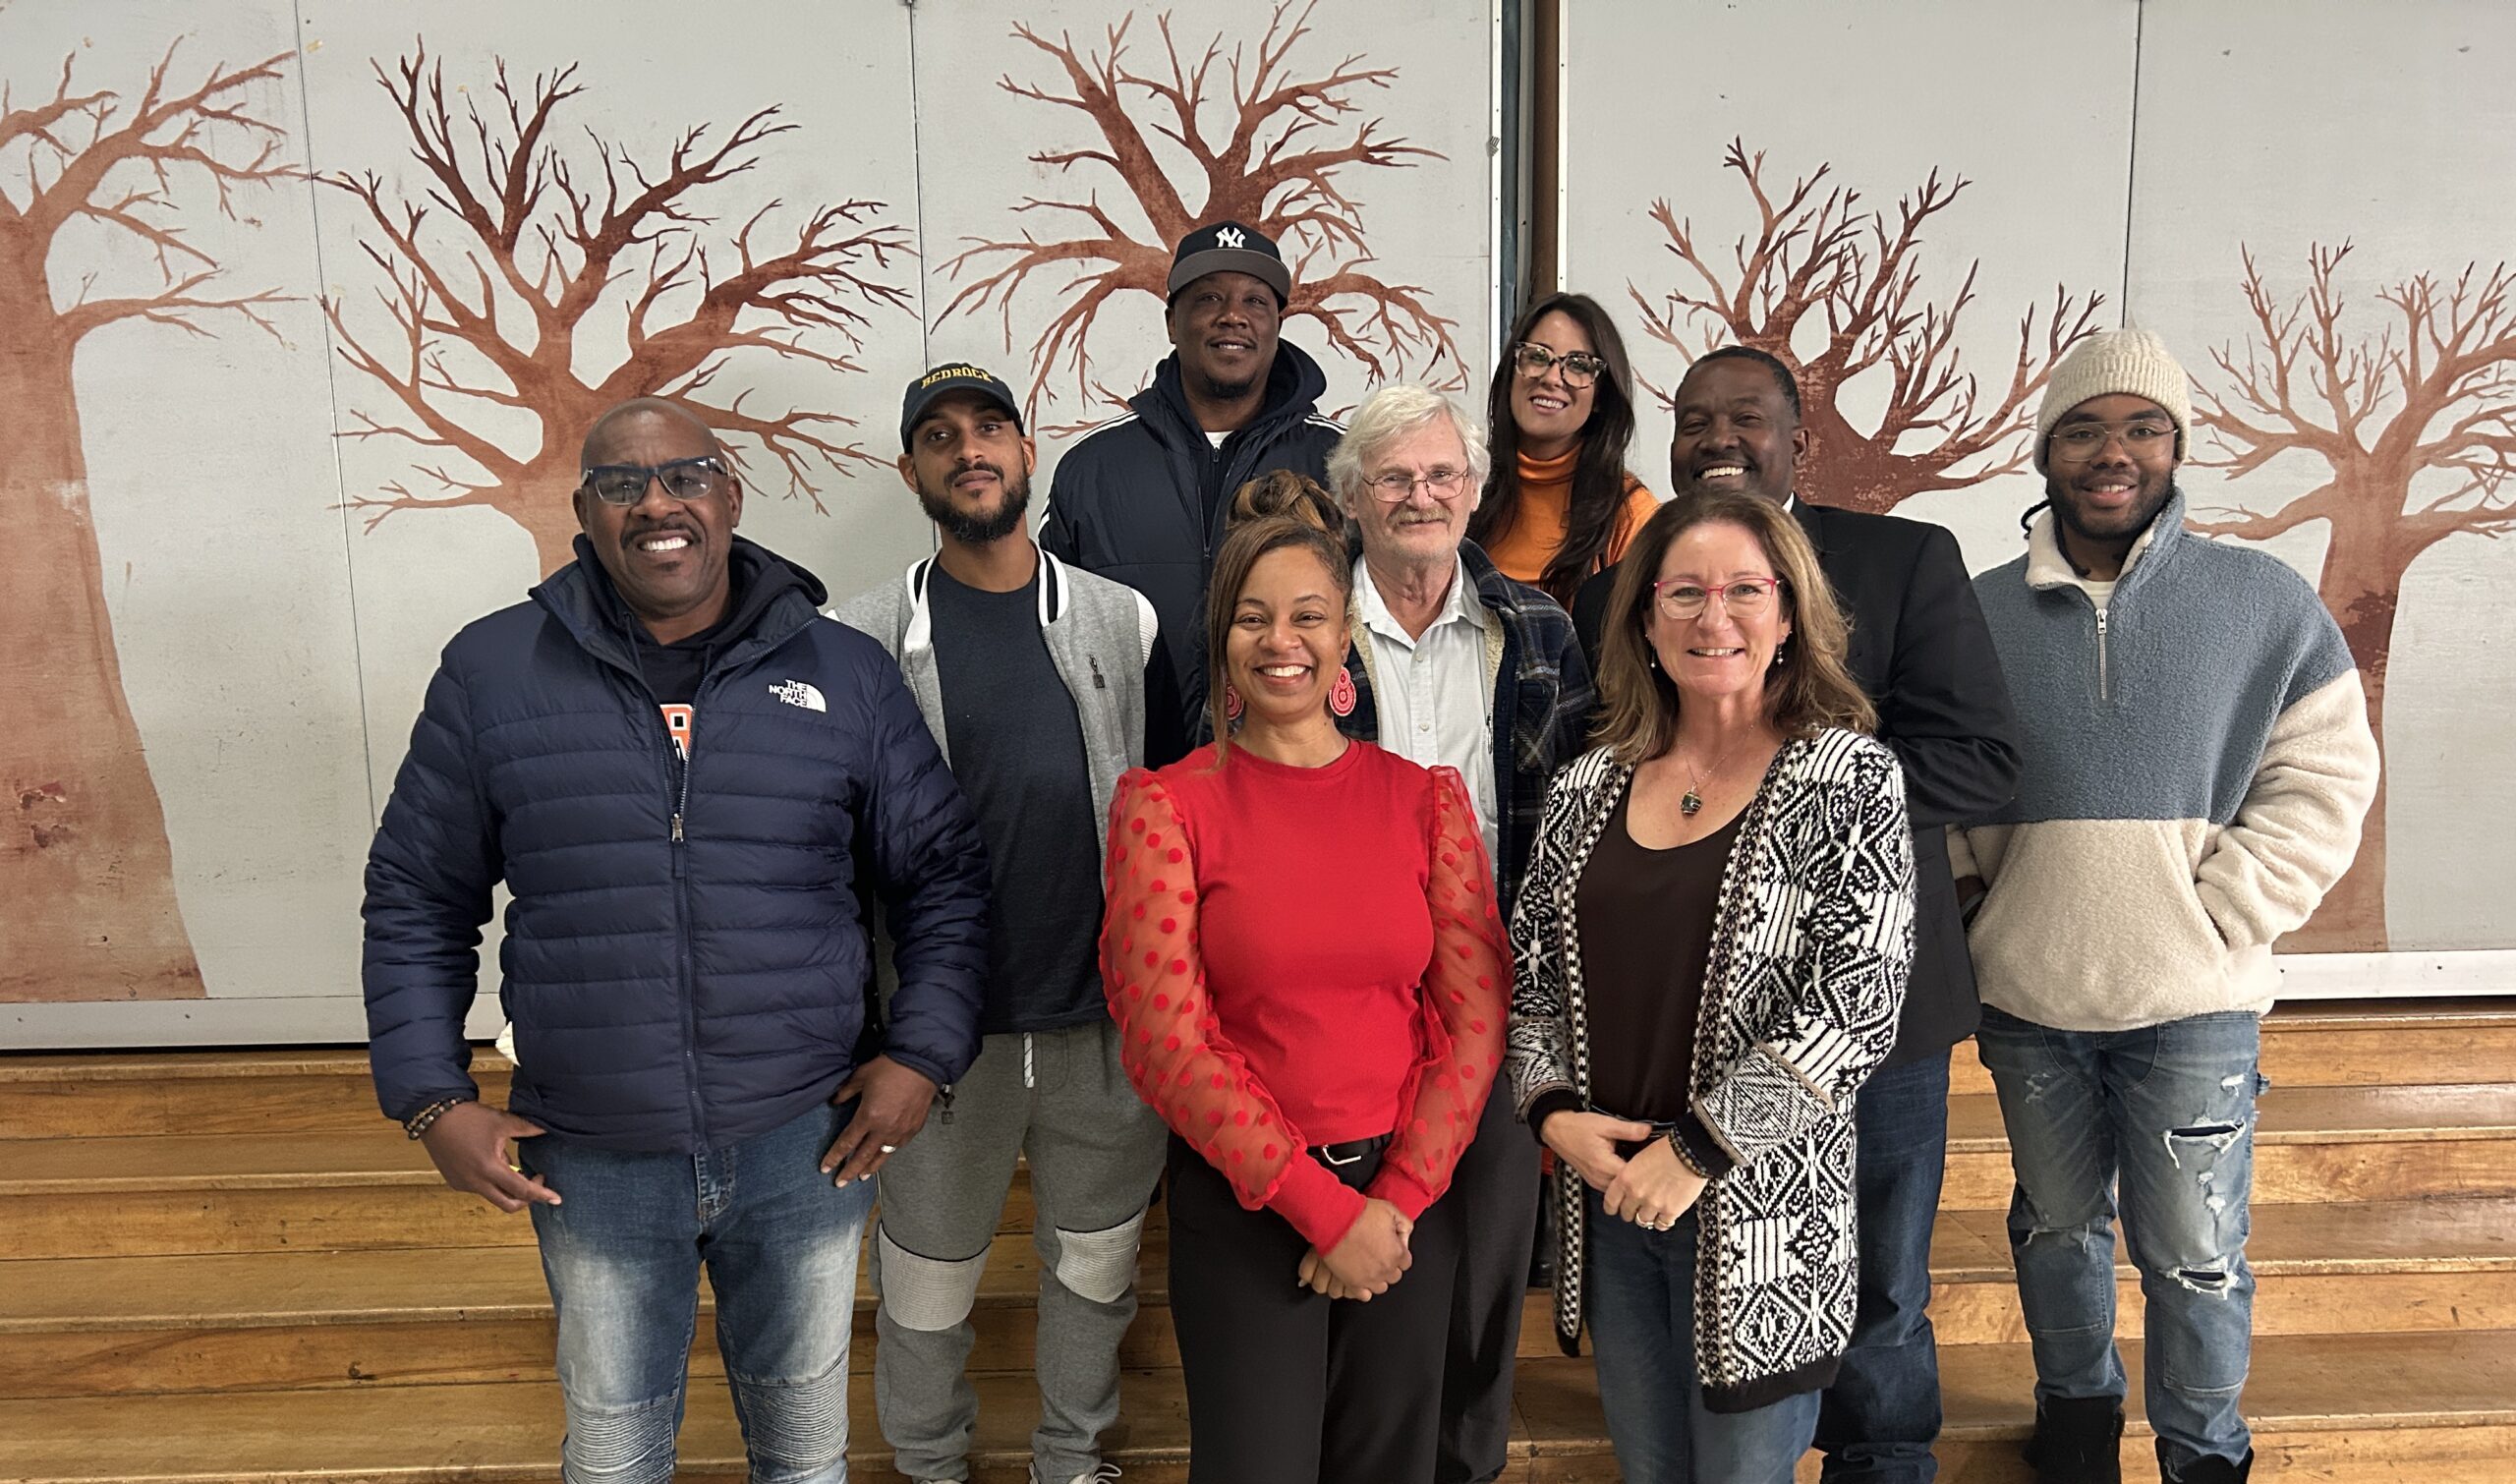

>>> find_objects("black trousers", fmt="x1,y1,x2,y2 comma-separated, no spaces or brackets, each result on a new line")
1435,1085,1543,1481
1166,1133,1461,1484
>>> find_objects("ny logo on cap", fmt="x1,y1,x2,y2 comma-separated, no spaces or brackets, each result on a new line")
1214,226,1246,250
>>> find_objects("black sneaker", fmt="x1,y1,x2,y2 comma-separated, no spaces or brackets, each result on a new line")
2023,1395,2125,1484
2160,1447,2254,1483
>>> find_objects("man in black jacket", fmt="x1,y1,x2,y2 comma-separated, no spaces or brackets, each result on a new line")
1572,348,2021,1484
1039,221,1341,722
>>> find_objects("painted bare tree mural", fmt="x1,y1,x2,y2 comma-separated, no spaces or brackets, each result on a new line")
325,48,912,574
942,0,1464,426
0,42,292,1002
2189,243,2516,951
1630,140,2102,513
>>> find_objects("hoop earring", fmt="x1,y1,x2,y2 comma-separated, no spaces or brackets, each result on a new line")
1329,665,1358,717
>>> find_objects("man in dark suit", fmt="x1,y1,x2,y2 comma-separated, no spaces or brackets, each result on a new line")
1572,346,2020,1484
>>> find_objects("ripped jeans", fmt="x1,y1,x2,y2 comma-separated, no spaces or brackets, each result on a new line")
521,1102,875,1484
1975,1006,2262,1476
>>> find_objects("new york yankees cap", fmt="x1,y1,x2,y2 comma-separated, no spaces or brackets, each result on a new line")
1167,220,1290,306
899,362,1024,450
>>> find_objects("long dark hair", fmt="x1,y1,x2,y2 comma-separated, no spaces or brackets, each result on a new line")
1469,291,1639,605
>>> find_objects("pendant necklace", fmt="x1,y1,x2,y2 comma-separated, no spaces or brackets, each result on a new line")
1680,736,1748,817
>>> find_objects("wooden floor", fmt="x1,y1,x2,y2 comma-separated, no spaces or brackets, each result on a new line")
3,999,2514,1482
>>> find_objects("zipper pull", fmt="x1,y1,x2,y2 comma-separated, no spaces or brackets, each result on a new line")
937,1083,955,1125
1089,656,1108,690
671,813,684,843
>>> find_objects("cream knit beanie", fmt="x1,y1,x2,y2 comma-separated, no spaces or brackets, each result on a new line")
2034,326,2193,449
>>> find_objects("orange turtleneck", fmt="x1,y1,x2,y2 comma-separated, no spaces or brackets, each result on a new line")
1484,446,1657,589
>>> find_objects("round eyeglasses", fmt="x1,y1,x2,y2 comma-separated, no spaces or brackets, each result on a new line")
1653,577,1784,621
1512,342,1608,389
2047,420,2175,462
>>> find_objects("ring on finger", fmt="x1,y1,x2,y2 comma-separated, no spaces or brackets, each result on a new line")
878,1144,899,1155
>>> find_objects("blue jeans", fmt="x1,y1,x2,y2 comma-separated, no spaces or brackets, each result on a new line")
521,1102,877,1484
1816,1051,1950,1483
1975,1006,2261,1476
1584,1191,1821,1484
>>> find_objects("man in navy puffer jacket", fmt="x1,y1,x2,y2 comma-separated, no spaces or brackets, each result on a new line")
363,396,989,1483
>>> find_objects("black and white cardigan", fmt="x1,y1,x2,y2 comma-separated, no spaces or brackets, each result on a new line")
1507,730,1916,1412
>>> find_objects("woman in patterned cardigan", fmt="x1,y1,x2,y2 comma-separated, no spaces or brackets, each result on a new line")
1507,490,1916,1483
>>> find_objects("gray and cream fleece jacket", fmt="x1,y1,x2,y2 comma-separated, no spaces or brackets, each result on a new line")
1952,492,2379,1032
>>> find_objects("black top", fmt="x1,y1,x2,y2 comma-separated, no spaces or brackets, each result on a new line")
617,559,811,707
1571,499,2023,1065
1038,343,1340,720
927,564,1106,1034
1576,785,1740,1122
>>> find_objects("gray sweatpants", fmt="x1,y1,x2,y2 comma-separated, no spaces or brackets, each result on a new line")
873,1018,1167,1483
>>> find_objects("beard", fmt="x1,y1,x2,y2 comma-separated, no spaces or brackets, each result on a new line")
919,467,1031,546
2045,471,2177,549
1194,370,1259,404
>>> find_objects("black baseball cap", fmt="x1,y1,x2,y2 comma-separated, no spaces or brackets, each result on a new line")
1167,221,1290,307
899,363,1024,449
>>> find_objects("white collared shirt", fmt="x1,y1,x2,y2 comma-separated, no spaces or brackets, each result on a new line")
1354,554,1499,865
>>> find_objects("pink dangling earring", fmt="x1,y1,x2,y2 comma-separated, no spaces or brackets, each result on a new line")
1224,684,1244,720
1329,665,1358,717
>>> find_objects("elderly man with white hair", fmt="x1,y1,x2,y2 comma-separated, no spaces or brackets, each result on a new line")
1325,382,1597,1484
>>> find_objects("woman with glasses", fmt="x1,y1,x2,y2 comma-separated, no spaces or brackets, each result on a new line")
1100,474,1509,1484
1468,292,1657,605
1506,491,1916,1483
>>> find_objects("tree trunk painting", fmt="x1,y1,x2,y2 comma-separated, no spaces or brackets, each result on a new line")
324,49,912,575
941,0,1464,428
1629,140,2102,513
0,44,291,1002
2190,244,2516,952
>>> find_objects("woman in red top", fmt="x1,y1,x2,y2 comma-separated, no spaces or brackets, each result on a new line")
1101,479,1509,1484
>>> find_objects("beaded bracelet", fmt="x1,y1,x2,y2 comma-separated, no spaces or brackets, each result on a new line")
1664,1123,1713,1178
402,1095,474,1140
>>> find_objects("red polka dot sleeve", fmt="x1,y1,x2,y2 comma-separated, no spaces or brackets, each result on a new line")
1365,765,1511,1223
1099,767,1364,1250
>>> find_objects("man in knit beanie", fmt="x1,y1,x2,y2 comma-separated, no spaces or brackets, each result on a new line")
1953,328,2379,1484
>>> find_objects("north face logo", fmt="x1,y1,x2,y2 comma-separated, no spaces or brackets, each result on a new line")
770,680,827,713
1214,226,1245,250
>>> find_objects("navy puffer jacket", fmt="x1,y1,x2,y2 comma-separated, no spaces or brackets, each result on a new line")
363,537,989,1153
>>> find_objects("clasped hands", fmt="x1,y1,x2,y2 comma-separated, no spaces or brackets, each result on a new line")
1295,1196,1414,1301
1540,1109,1708,1231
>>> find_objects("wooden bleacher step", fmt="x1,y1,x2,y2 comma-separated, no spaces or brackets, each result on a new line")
1941,1082,2516,1207
7,1196,2511,1398
8,1077,2508,1264
4,998,2513,1482
1947,999,2516,1097
9,995,2504,1139
7,1334,2515,1484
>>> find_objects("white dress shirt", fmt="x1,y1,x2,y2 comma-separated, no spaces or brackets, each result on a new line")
1354,554,1499,866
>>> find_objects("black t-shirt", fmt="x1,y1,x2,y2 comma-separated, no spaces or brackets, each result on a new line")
1574,784,1742,1122
928,564,1106,1033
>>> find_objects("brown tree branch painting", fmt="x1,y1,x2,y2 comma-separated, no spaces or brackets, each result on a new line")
0,40,293,1002
324,47,913,574
2190,242,2516,951
1630,140,2103,514
941,0,1463,428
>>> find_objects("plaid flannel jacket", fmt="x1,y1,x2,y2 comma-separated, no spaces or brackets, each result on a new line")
1338,541,1594,917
